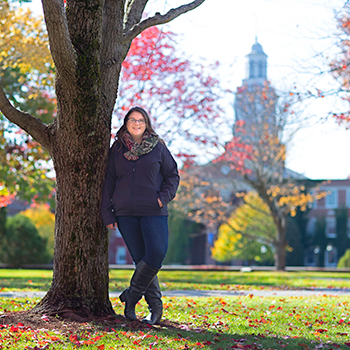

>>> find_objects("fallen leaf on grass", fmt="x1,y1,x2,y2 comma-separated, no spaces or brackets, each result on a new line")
41,314,49,322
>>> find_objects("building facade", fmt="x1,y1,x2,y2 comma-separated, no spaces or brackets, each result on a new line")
305,179,350,267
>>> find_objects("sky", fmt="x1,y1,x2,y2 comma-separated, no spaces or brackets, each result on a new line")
28,0,350,180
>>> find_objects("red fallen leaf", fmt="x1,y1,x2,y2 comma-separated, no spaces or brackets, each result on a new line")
41,314,49,322
345,343,350,348
69,334,78,343
338,319,345,324
97,345,105,350
298,344,309,349
92,335,103,341
315,329,328,333
83,340,95,345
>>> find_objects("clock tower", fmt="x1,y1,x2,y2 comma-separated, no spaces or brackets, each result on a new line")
234,39,278,139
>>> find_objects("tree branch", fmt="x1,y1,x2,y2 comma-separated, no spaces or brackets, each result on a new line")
41,0,76,81
0,84,52,153
123,0,148,33
123,0,206,44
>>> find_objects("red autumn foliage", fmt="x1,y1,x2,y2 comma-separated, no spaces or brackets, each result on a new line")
115,26,227,161
0,193,15,208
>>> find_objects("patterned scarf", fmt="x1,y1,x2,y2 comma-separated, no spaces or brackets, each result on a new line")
123,130,159,161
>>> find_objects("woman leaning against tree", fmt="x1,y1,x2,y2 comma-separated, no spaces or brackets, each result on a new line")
101,106,180,325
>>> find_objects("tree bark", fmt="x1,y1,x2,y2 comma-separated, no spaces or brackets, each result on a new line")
0,0,206,318
275,228,287,271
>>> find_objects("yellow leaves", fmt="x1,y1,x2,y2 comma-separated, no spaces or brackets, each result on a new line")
267,184,315,216
0,4,53,77
21,204,55,257
211,192,276,262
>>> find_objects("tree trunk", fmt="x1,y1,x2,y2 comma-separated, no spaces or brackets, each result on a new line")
0,0,206,319
275,230,287,271
33,76,116,317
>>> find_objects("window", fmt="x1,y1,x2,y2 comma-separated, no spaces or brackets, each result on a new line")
325,217,336,238
305,247,317,266
249,61,256,78
325,246,338,267
347,189,350,208
325,189,338,209
311,190,318,209
258,61,264,77
306,217,317,235
115,246,127,264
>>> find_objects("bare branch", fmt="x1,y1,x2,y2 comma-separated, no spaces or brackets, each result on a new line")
0,84,52,153
123,0,148,33
41,0,76,81
123,0,206,44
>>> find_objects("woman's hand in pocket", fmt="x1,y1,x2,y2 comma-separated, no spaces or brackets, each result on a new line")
107,223,118,230
157,198,163,208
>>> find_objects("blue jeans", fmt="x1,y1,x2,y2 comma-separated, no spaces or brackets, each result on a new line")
116,216,169,269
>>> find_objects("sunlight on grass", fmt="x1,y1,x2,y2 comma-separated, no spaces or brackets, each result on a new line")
1,269,350,292
0,295,350,349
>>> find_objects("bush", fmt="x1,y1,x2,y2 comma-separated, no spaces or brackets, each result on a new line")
2,214,51,265
337,249,350,268
21,204,55,260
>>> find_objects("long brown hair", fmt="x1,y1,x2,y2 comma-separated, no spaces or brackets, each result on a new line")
114,107,163,149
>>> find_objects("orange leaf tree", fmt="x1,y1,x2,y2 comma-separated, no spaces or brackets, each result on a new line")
213,83,318,270
0,1,55,207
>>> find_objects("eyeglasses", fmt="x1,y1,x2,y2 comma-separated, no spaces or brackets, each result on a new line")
128,118,146,125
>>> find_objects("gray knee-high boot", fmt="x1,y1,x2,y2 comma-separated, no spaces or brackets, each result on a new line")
119,260,158,321
142,276,163,325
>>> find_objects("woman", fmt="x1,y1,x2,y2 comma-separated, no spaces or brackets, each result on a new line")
101,106,180,325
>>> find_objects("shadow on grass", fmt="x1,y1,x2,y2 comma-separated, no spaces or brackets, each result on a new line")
80,316,350,350
1,304,349,349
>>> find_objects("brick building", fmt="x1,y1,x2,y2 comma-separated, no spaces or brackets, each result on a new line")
305,179,350,267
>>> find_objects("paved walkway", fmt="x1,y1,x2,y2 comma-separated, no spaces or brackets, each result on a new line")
1,288,350,299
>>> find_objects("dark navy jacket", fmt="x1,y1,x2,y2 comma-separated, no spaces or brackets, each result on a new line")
101,141,180,226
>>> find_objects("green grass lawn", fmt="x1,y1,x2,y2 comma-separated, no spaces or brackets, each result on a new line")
1,295,350,349
1,269,350,349
1,269,350,292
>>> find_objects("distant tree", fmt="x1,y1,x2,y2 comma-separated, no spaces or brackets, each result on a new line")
0,207,6,243
0,1,55,204
338,249,350,267
211,192,275,265
328,2,350,127
214,84,321,270
285,214,305,266
115,25,225,157
21,204,55,259
172,165,233,231
164,208,201,265
1,214,50,265
312,218,327,267
335,208,349,261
